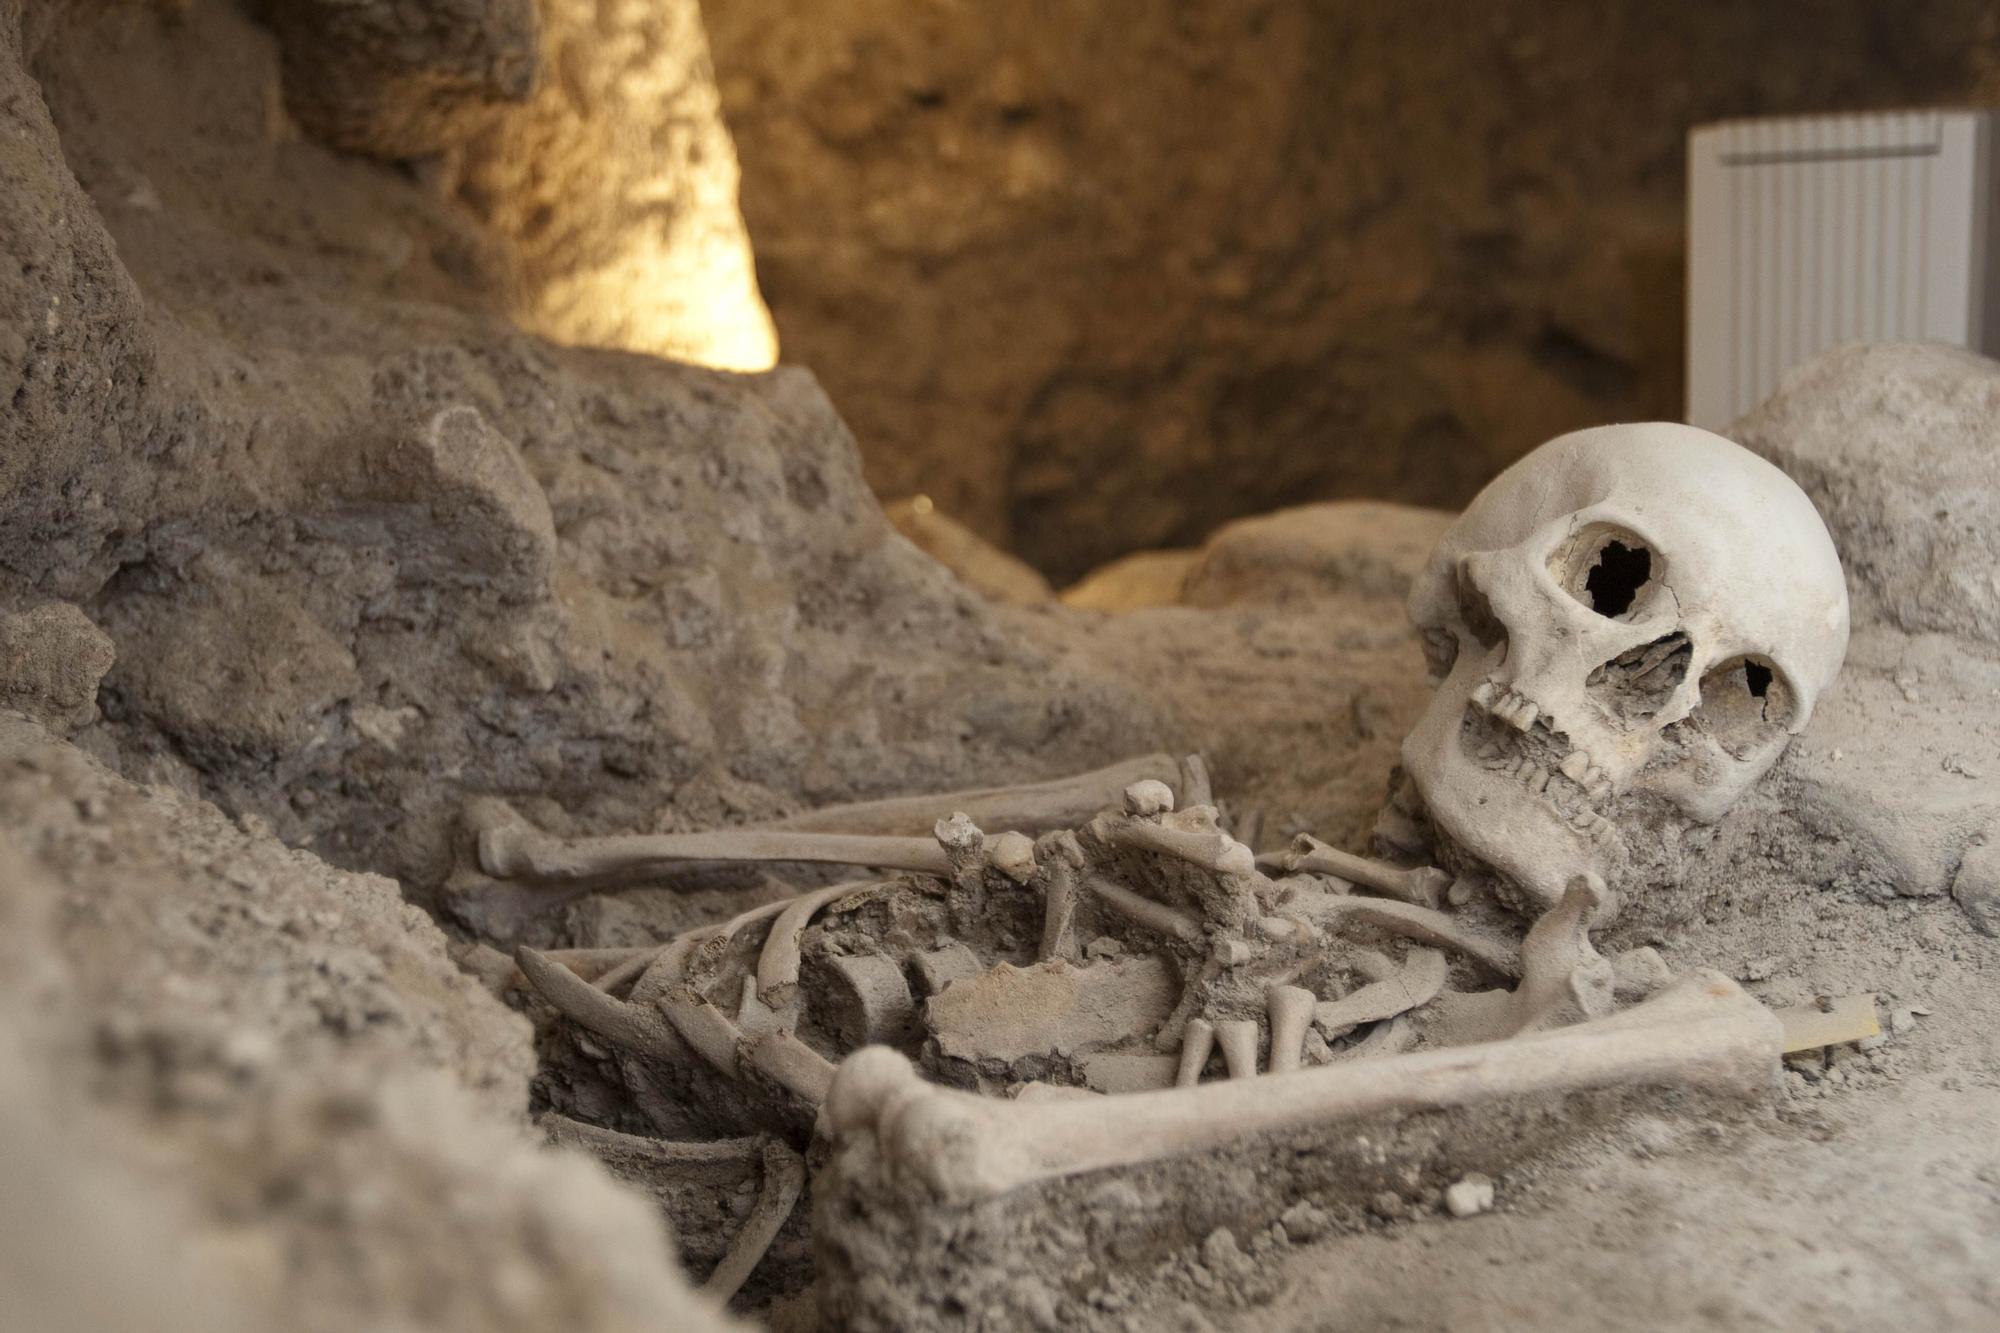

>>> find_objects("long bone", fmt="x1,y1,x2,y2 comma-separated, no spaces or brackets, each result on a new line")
473,753,1195,895
825,970,1781,1203
1285,888,1522,978
701,1139,807,1302
482,825,955,886
1312,947,1447,1039
766,753,1186,836
1257,833,1452,908
518,943,837,1104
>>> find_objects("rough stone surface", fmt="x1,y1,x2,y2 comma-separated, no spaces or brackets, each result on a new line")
449,0,778,370
263,0,539,157
706,0,2000,577
1181,502,1454,610
5,0,1168,905
1954,837,2000,937
0,601,115,734
0,712,737,1332
1735,342,2000,646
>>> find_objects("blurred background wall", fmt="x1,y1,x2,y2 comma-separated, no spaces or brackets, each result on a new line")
701,0,2000,581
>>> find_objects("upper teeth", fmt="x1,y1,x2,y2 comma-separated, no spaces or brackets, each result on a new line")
1470,679,1617,802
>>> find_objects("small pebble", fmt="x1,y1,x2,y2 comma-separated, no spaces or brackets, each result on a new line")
1369,1191,1408,1222
1856,1033,1886,1052
1890,1007,1918,1035
1444,1174,1495,1219
1279,1200,1331,1244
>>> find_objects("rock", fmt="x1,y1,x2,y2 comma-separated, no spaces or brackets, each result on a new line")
1060,551,1199,612
1953,838,2000,937
0,603,116,736
1735,343,2000,646
1610,946,1673,1002
1889,1007,1918,1035
705,7,2000,577
1181,502,1455,609
886,496,1054,605
263,0,539,158
1369,1191,1409,1222
1279,1200,1332,1244
0,715,736,1333
1444,1174,1496,1219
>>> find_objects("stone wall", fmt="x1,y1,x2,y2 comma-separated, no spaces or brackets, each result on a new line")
705,0,2000,579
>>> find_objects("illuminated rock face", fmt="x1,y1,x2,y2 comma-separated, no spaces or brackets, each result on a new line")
450,0,780,372
703,2,2000,577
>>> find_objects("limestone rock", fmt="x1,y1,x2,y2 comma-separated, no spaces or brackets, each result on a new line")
1060,549,1199,613
1954,836,2000,937
1181,502,1454,609
886,495,1054,605
1735,342,2000,645
0,714,738,1332
0,602,115,735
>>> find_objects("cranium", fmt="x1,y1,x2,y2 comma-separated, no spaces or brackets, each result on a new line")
1402,423,1849,917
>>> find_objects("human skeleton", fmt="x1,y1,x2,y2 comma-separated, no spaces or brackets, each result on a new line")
451,424,1852,1301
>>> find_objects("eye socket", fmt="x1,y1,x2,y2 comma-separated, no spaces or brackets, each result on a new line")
1549,524,1660,621
1689,655,1796,756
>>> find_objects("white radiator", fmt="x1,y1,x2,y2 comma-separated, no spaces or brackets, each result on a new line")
1686,110,2000,430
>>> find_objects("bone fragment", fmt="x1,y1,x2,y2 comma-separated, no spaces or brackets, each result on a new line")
663,997,743,1077
1176,1018,1215,1087
1326,1014,1418,1062
515,945,680,1060
743,1031,837,1104
480,824,951,886
701,1139,807,1301
764,752,1184,836
540,1113,764,1167
1037,844,1082,962
912,943,984,995
1771,992,1879,1053
1507,875,1615,1036
823,954,919,1048
1313,948,1447,1038
1266,985,1315,1074
1177,753,1214,809
593,944,669,996
1289,890,1521,978
825,971,1781,1202
1083,873,1202,942
985,830,1038,883
1104,815,1257,877
755,880,882,1002
1216,1019,1260,1078
1123,779,1175,817
1258,834,1452,908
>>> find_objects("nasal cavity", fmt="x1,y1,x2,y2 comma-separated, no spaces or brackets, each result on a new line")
1583,541,1651,618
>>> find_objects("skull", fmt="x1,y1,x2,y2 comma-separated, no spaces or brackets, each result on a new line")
1400,423,1848,917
